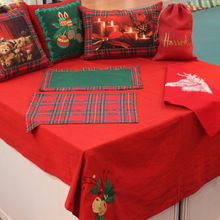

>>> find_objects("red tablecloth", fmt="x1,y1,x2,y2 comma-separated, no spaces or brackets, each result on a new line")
1,57,220,220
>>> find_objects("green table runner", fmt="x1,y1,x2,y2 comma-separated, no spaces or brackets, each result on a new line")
40,66,142,91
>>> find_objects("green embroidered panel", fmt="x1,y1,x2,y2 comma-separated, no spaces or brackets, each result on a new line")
50,69,133,87
36,1,83,62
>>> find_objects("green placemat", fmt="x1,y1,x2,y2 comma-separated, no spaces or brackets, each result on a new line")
193,7,220,65
40,66,142,91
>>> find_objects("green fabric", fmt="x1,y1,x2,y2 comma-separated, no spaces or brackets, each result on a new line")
49,69,134,88
36,1,83,62
193,6,220,65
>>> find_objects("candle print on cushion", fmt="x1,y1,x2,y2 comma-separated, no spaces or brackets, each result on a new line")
36,1,83,62
92,15,154,51
0,7,49,81
80,2,162,60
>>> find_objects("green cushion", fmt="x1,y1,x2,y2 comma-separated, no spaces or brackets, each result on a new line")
193,6,220,65
36,1,83,62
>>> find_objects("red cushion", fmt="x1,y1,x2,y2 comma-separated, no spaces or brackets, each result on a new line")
0,6,49,81
79,2,163,60
21,0,75,58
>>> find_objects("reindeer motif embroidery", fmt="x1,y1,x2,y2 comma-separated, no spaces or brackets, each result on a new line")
165,72,213,94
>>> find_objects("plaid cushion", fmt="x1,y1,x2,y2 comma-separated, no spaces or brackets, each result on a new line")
0,7,49,81
40,66,142,91
0,0,23,13
26,92,138,131
79,2,163,60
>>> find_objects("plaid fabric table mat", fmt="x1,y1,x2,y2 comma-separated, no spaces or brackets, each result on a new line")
26,92,138,131
40,66,142,91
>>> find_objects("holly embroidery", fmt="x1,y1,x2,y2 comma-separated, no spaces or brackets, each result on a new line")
52,11,83,48
82,172,115,220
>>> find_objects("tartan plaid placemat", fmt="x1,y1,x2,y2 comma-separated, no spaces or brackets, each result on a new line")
26,92,138,131
40,66,142,91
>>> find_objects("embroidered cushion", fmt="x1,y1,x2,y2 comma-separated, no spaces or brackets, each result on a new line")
79,2,163,60
35,1,83,62
21,0,76,58
0,0,23,13
0,7,49,81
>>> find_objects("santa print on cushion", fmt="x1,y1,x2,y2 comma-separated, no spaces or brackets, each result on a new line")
0,7,49,81
164,65,220,136
154,3,197,61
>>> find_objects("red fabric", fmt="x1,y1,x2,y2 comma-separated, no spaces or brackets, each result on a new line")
21,0,75,58
154,3,196,61
1,58,220,220
0,7,49,81
79,2,163,60
164,64,220,136
26,92,138,131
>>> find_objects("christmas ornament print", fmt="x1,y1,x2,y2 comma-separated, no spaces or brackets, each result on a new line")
53,11,83,48
57,34,69,48
82,171,115,220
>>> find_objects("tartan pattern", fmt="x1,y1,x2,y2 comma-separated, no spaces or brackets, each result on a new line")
26,92,138,131
80,2,162,60
0,7,49,81
40,66,143,91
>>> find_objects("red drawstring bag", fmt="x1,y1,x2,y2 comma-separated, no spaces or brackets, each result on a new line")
154,3,197,60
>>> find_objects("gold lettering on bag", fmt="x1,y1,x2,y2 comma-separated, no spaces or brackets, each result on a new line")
163,33,190,48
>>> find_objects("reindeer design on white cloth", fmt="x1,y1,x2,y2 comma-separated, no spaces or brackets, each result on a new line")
165,72,213,94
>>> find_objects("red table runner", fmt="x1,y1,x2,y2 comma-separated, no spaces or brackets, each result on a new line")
1,57,220,220
164,64,220,136
26,92,138,131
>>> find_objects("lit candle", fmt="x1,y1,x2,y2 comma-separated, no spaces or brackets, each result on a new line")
106,20,119,35
129,27,133,33
136,33,151,46
123,27,136,40
93,18,106,36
